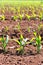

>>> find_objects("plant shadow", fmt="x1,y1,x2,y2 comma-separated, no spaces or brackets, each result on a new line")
0,49,40,56
0,49,14,55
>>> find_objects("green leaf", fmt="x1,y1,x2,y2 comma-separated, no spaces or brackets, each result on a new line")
0,38,2,41
2,42,7,50
16,48,20,51
36,36,41,45
5,35,9,44
1,35,9,51
15,39,20,45
30,37,35,42
17,46,23,51
39,35,41,41
20,34,23,41
1,35,5,43
34,31,37,36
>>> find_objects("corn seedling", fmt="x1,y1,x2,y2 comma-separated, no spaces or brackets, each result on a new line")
38,24,43,31
2,9,5,14
27,27,30,32
4,26,9,32
39,12,43,21
12,16,18,21
30,31,42,53
32,13,36,19
15,34,28,55
19,14,24,20
14,22,20,32
17,7,20,14
26,14,31,21
0,35,9,52
34,32,42,53
0,15,5,21
34,31,42,53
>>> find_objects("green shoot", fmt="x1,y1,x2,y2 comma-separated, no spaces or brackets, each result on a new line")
26,14,31,21
4,26,9,32
0,15,5,21
39,12,43,21
34,31,42,53
16,34,28,55
38,24,43,31
32,13,36,18
1,35,9,52
12,16,18,21
27,27,30,32
31,13,37,20
19,14,24,20
14,22,20,31
30,31,42,53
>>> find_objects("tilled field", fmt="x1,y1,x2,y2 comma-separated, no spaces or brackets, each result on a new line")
0,17,43,65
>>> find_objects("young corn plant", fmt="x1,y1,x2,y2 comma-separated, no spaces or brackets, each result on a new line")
38,24,43,32
1,35,9,52
26,14,31,21
0,15,5,21
27,27,30,32
39,12,43,21
32,13,36,20
30,31,42,53
17,7,20,14
34,31,42,53
12,15,18,21
14,22,21,32
16,34,28,55
2,9,5,14
4,26,9,32
19,14,24,21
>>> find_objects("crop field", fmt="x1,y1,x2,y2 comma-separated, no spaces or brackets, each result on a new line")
0,0,43,65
